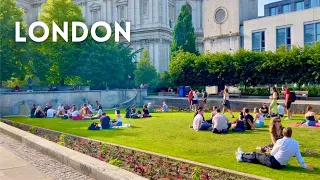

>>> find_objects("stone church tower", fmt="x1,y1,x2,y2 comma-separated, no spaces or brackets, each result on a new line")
16,0,204,72
203,0,258,53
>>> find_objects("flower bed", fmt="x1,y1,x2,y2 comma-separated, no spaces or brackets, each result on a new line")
1,119,257,180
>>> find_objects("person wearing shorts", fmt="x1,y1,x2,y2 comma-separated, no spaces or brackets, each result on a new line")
282,85,292,120
192,90,199,111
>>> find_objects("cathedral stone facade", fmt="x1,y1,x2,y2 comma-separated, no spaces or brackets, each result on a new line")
17,0,204,72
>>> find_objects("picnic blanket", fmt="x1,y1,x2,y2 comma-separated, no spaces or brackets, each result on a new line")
289,123,320,128
113,124,131,128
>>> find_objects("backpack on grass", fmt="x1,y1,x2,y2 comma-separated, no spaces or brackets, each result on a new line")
290,92,296,102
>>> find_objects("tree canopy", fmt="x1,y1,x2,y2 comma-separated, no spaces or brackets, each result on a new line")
134,50,157,87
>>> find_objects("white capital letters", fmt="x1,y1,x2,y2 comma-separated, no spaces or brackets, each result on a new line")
115,22,130,42
52,22,68,42
91,22,112,42
15,22,26,42
29,21,49,42
72,22,88,42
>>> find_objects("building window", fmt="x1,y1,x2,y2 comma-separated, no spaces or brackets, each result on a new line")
304,22,320,45
310,0,320,7
252,31,265,52
142,0,148,16
277,27,291,49
282,4,290,13
270,7,278,16
118,5,127,20
295,1,304,11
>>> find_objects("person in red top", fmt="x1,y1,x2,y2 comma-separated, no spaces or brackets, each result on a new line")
282,85,292,120
188,89,193,111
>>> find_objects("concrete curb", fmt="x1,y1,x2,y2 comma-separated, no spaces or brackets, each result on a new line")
0,122,146,180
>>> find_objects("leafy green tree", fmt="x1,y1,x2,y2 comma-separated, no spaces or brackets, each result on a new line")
0,0,27,82
134,50,157,87
170,3,197,55
33,0,85,85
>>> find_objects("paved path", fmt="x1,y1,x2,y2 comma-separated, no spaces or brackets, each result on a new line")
146,96,320,105
0,133,94,180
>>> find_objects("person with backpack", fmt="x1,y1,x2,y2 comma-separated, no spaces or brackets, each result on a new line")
282,85,295,120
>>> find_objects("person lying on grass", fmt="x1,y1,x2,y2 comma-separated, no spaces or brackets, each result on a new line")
235,127,313,171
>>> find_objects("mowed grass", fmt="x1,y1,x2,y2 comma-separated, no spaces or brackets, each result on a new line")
3,110,320,180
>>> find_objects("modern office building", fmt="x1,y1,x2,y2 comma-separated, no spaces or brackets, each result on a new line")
16,0,204,72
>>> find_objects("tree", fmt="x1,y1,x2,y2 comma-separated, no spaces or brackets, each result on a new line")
134,50,157,87
0,0,27,82
170,3,197,55
33,0,85,85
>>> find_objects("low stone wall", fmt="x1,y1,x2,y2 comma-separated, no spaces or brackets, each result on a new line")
144,96,320,113
1,119,269,180
0,90,147,116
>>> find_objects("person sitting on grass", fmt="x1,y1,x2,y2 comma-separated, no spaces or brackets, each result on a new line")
302,106,319,127
244,108,256,130
205,106,218,124
112,110,123,126
235,127,313,171
260,103,269,118
30,104,36,118
257,117,284,153
231,114,246,132
46,106,56,118
192,107,211,131
57,104,65,115
212,108,231,134
253,107,264,128
130,104,139,118
147,102,154,113
43,103,52,116
92,105,103,119
142,105,152,117
100,113,111,129
34,106,45,118
87,102,93,114
277,103,285,117
72,107,83,120
159,101,169,112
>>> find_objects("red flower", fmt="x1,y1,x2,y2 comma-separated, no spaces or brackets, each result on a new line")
183,166,189,170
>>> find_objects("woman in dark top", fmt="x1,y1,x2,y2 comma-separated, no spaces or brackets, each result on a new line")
258,117,284,153
30,104,36,118
304,106,318,126
142,105,151,117
34,106,45,118
232,115,246,132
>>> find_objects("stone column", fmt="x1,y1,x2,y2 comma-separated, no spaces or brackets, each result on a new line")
149,0,153,23
129,0,135,26
154,0,159,23
163,0,168,26
107,0,112,22
135,0,140,26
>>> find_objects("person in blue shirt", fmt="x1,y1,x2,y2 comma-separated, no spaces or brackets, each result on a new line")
160,101,169,112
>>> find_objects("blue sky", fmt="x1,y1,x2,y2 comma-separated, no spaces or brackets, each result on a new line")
259,0,281,16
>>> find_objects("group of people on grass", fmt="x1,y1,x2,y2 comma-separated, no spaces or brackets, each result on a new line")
125,101,169,119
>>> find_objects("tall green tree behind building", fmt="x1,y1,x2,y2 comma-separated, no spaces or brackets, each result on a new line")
170,3,197,55
134,50,157,87
0,0,27,82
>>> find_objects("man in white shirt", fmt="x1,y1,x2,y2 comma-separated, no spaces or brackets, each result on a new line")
46,108,56,118
235,127,313,170
192,108,211,131
277,103,285,117
212,109,231,134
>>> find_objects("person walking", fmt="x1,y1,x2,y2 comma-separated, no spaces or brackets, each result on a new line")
282,85,293,120
222,88,235,118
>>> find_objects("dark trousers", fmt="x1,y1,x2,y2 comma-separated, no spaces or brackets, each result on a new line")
213,123,231,134
242,152,285,169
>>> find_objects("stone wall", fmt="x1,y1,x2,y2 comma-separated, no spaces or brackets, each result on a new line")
0,90,147,116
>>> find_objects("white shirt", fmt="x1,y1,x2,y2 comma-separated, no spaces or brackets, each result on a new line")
271,137,307,168
278,105,285,115
212,113,228,130
193,91,198,100
72,111,80,117
193,114,203,131
58,105,64,111
47,109,55,118
88,104,93,112
116,117,122,122
257,113,264,123
96,109,102,116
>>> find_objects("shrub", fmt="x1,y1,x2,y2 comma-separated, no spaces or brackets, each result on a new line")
109,158,121,167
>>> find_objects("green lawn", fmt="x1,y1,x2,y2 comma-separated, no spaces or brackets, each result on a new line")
3,111,320,180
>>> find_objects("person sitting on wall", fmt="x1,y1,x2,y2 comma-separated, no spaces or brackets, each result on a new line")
100,113,111,129
142,105,152,117
235,127,313,171
34,106,45,118
147,102,154,113
92,105,103,119
72,107,83,120
30,104,37,118
212,108,231,134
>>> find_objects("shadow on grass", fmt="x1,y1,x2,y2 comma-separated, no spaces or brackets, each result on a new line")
281,166,320,175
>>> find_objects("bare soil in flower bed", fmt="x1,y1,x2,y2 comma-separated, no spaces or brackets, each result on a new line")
1,119,259,180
